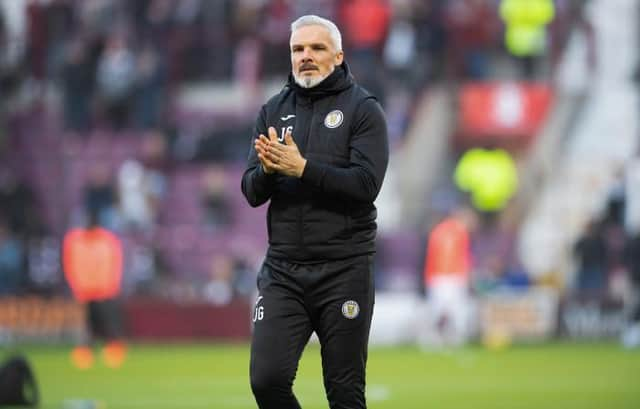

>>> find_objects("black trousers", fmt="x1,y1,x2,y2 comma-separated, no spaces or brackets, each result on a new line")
87,299,124,341
250,254,375,409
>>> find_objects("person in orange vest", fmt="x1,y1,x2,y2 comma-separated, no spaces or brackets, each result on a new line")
418,206,477,348
63,210,126,369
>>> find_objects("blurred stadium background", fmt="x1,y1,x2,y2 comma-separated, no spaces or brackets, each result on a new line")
0,0,639,408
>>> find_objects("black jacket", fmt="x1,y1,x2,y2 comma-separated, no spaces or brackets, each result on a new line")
241,63,389,262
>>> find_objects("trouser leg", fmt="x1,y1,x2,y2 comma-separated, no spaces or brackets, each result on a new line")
250,259,313,409
313,255,375,409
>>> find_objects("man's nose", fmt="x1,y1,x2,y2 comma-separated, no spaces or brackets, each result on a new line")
301,47,313,61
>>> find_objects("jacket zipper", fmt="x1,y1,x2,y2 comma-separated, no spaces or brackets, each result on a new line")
298,100,314,250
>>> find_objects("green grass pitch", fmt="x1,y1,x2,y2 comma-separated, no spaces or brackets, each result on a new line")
9,342,640,409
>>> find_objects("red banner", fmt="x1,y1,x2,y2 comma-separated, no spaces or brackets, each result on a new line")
459,82,553,143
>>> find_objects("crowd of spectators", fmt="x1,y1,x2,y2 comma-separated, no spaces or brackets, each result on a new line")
572,168,640,301
0,0,585,304
0,0,581,131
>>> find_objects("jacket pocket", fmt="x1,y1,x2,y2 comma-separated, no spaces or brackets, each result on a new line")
303,196,351,244
267,194,299,245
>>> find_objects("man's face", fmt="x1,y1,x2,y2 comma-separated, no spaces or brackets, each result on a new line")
290,25,343,88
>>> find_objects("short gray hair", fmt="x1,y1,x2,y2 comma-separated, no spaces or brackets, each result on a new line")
290,15,342,52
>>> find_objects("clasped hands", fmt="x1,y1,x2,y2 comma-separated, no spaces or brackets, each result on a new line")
255,127,307,178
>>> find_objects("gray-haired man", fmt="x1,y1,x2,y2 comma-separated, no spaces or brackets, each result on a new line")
242,15,388,408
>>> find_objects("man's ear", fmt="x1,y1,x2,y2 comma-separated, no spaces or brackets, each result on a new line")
335,51,344,66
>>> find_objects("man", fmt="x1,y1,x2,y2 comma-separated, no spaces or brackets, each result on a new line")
419,206,477,348
63,210,126,369
622,231,640,348
241,15,388,409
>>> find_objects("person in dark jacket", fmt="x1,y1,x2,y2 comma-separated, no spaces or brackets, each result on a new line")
241,15,388,409
622,231,640,348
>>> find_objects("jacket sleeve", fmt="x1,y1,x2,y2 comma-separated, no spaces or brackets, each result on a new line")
241,105,277,207
301,98,389,202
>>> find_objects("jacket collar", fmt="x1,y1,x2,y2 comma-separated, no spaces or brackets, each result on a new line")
287,61,354,101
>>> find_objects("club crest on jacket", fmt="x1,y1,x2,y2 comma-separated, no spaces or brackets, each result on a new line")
324,110,344,129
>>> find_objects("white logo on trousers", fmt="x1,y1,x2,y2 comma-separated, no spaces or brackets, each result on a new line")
253,296,265,322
